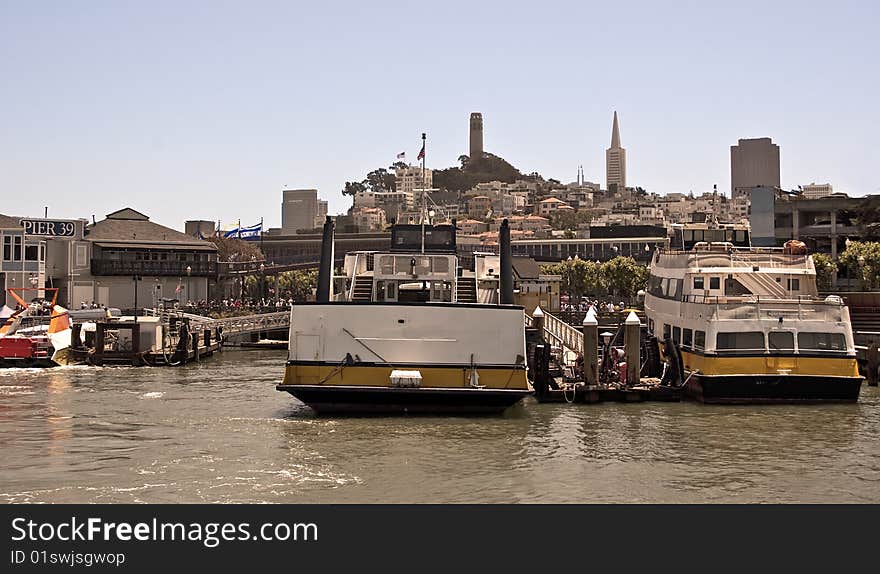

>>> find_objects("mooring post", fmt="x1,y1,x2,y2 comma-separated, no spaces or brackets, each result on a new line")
625,310,640,386
532,305,545,343
583,308,599,386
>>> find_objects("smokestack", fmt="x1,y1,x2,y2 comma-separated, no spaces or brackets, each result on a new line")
500,218,514,305
316,216,335,302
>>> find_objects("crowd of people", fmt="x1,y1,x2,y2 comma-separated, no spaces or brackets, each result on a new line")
561,298,631,313
171,298,294,317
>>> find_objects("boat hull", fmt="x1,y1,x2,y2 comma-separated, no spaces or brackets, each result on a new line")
686,373,863,404
276,384,530,414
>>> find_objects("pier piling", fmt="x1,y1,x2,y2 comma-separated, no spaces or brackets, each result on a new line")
583,308,598,385
625,311,640,386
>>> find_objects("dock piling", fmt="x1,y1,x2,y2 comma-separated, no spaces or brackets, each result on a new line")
625,311,640,386
583,308,598,385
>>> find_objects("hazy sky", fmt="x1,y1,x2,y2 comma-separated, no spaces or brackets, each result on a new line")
2,0,878,231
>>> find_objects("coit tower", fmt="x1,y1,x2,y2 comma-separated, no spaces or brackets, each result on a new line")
469,112,483,160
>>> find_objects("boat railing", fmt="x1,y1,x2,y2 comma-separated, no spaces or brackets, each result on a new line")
678,295,848,322
347,253,360,301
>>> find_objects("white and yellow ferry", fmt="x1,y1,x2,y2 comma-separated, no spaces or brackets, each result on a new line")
645,223,861,403
276,218,531,414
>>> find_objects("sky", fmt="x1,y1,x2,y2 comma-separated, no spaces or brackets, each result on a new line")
1,0,878,231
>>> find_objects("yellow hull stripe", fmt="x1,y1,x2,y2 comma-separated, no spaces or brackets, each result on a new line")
283,364,530,391
680,350,860,377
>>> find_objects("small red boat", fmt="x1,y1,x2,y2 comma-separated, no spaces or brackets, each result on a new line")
0,287,71,368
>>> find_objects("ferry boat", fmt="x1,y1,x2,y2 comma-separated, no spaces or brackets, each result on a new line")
276,217,532,414
645,222,862,403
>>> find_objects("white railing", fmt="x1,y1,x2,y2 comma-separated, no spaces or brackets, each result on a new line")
524,310,584,355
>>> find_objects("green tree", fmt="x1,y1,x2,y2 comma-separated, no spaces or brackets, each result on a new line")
601,256,649,299
276,269,319,301
812,252,837,291
839,241,880,290
342,180,366,197
206,236,264,262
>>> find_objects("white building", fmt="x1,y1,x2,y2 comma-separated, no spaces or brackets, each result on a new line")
801,183,833,200
395,166,433,198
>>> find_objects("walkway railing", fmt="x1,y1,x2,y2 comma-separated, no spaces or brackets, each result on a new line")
524,309,584,355
145,308,291,339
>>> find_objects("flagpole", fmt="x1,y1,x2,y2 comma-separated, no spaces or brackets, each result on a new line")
421,132,426,255
260,217,264,257
238,219,241,240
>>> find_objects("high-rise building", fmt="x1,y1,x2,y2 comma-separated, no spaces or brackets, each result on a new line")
801,182,833,199
605,111,626,192
469,112,483,160
281,189,319,234
730,137,780,198
315,199,328,228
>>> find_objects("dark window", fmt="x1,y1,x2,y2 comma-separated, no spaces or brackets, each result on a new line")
693,276,704,290
787,278,800,290
709,277,720,290
716,332,765,351
769,331,795,350
798,332,846,351
694,330,706,349
683,328,693,348
663,324,671,340
3,236,10,261
25,245,38,261
13,236,22,261
673,326,681,344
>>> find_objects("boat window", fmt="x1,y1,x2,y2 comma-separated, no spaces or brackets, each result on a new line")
682,328,693,348
673,326,681,344
787,278,800,291
768,331,795,351
798,332,846,351
693,276,704,290
433,257,449,274
387,282,396,300
375,280,385,302
716,332,765,352
379,256,394,275
709,277,720,290
663,324,671,340
694,330,706,350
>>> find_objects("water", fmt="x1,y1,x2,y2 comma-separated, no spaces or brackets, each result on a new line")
1,350,879,503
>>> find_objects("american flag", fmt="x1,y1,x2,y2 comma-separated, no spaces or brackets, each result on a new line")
417,144,425,161
396,151,405,159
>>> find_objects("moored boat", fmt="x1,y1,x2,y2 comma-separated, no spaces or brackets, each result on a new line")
276,216,532,414
645,222,862,403
0,288,72,368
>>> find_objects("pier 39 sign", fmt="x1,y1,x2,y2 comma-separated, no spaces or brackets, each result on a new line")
21,218,77,238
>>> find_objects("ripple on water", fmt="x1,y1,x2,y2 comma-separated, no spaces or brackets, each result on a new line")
0,353,879,503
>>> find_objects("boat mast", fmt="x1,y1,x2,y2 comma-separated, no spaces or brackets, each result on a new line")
421,132,426,255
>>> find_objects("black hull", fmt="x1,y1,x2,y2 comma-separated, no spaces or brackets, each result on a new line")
686,374,863,404
0,357,58,368
276,384,530,414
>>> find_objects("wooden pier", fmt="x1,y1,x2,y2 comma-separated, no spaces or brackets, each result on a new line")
535,380,682,404
66,318,223,367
